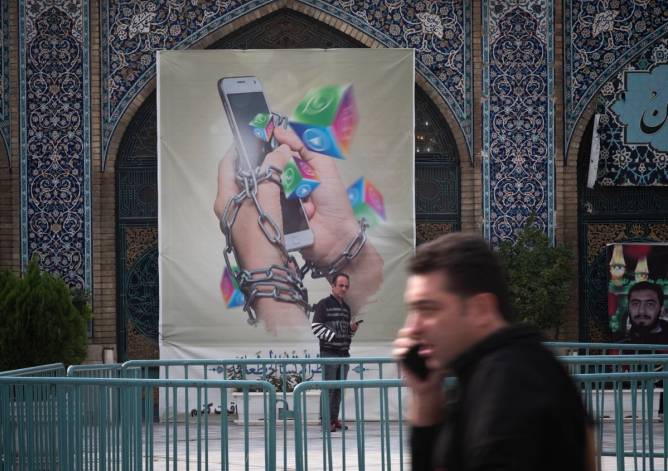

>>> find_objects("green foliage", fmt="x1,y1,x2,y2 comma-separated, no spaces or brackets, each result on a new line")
0,258,91,371
498,217,575,335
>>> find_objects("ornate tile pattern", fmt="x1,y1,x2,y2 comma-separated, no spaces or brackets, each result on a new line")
564,0,668,157
19,0,91,288
0,0,9,161
101,0,472,167
483,0,554,244
594,35,668,186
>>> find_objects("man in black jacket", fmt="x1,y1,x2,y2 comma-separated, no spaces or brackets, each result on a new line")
393,233,592,471
312,272,360,431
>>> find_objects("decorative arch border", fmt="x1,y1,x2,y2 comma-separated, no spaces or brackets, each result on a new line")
565,37,668,172
103,3,473,207
561,29,668,299
1,0,9,166
96,4,475,354
564,1,668,160
101,0,472,170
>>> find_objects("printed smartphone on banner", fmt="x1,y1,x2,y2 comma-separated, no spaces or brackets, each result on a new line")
218,77,314,251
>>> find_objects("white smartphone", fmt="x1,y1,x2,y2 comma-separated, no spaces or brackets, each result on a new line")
218,76,314,251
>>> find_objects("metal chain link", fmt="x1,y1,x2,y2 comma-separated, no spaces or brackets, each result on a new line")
301,218,369,279
220,113,368,325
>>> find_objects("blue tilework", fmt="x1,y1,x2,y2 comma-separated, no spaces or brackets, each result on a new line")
0,0,9,161
594,35,668,186
483,0,554,244
19,0,91,288
564,0,668,158
100,0,472,167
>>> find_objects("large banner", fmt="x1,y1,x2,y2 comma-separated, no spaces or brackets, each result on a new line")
157,49,415,362
607,243,668,343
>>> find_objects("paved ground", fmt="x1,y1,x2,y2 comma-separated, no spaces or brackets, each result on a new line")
142,418,667,470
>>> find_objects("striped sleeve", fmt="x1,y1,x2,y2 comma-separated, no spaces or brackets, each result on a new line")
311,322,336,342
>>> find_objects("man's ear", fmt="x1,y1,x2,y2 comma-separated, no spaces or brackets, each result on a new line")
466,293,501,326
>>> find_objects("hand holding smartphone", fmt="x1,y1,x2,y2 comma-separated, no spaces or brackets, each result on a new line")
218,76,314,251
402,344,429,380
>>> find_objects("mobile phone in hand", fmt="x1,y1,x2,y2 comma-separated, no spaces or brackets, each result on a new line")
402,344,429,380
218,76,313,251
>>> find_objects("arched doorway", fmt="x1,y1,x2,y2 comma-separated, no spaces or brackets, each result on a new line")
116,94,159,360
577,118,668,341
115,9,461,360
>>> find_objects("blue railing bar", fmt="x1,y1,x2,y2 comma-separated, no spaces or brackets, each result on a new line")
67,363,123,375
0,363,65,377
572,372,668,381
293,379,404,471
0,377,276,388
547,341,668,351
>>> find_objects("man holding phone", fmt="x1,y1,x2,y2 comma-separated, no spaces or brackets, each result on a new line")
311,272,361,432
393,233,593,471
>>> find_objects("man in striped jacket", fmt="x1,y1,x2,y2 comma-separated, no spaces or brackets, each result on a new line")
312,272,360,431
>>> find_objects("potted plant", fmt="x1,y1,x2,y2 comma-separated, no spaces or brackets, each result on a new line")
498,216,575,339
0,258,90,371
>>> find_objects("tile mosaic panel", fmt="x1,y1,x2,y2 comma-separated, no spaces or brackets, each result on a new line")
101,0,472,167
594,35,668,186
482,0,554,244
19,0,91,288
565,0,668,156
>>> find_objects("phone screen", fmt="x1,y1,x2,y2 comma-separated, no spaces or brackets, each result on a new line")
281,191,309,234
225,86,312,249
226,92,273,169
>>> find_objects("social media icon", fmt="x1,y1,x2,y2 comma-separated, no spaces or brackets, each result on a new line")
348,188,359,204
298,184,314,198
283,167,295,185
303,128,330,152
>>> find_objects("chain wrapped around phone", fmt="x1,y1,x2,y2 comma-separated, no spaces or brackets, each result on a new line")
218,76,367,326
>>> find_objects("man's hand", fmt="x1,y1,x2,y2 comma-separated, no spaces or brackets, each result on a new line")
273,127,384,314
214,146,308,335
393,326,447,426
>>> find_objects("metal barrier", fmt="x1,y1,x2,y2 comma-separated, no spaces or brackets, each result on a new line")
0,363,65,378
547,341,668,355
3,348,668,470
560,354,668,375
574,371,668,471
292,379,406,471
119,357,400,470
0,377,276,471
67,363,124,378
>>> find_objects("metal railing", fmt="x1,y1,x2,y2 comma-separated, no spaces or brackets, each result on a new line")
293,379,406,471
547,341,668,355
67,364,123,379
0,363,65,378
0,377,276,471
574,371,668,471
3,343,668,470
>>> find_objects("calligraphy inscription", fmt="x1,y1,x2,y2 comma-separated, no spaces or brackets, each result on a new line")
611,63,668,152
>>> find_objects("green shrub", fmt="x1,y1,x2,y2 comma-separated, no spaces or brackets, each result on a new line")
0,259,90,371
498,217,575,337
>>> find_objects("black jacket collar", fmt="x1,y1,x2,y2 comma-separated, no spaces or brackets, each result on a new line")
448,324,544,379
